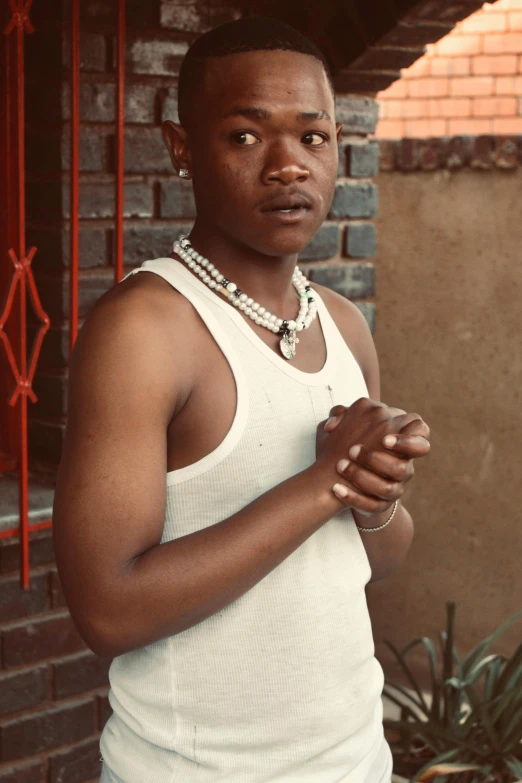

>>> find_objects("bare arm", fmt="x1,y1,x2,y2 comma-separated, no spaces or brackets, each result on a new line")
52,275,341,659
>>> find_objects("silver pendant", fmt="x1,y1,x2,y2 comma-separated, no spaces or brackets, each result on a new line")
280,332,297,360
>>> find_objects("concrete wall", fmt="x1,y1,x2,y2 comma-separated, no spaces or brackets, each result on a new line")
367,163,522,685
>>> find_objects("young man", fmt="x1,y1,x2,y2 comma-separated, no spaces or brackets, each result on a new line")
52,17,430,783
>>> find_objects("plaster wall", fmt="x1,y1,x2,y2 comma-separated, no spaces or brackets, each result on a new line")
366,166,522,684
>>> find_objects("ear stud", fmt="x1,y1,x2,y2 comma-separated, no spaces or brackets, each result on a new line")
179,169,189,178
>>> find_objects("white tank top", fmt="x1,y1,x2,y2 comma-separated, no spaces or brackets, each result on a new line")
99,257,393,783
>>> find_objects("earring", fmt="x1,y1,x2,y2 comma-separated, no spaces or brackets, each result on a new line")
179,169,189,178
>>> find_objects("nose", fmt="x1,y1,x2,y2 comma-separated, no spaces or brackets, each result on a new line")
262,141,310,185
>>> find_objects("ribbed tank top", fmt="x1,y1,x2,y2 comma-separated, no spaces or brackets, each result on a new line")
99,257,393,783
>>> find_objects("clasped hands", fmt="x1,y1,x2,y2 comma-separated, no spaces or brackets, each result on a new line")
316,398,431,517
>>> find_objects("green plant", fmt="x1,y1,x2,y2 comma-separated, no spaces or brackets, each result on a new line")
383,602,522,783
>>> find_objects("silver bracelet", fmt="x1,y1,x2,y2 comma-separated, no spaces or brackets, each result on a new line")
355,499,399,533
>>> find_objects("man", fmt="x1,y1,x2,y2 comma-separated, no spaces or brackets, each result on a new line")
52,16,430,783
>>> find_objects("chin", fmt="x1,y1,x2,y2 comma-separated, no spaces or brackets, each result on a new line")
252,227,321,258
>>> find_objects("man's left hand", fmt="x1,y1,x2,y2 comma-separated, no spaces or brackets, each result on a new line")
324,404,430,515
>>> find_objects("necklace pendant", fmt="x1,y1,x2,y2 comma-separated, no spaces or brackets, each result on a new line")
280,331,297,360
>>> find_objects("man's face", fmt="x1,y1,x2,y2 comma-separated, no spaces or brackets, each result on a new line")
181,49,341,257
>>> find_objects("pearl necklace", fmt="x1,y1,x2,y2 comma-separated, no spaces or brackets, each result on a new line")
173,235,318,360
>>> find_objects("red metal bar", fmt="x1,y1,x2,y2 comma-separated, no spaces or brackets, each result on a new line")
0,3,18,472
69,0,80,353
1,0,51,587
0,520,52,541
115,0,125,282
17,22,29,581
12,2,28,589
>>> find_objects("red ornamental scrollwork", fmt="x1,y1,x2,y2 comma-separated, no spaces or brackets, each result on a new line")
0,247,50,407
4,0,35,35
1,0,53,585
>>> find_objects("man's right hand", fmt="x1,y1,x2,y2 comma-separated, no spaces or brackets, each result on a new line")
316,398,427,465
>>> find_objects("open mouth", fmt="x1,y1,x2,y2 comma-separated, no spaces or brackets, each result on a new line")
259,193,313,222
262,206,309,222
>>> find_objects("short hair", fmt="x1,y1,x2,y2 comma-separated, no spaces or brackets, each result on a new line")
177,16,335,129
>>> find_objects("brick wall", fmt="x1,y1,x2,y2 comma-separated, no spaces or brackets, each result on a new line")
0,529,110,783
374,0,522,138
378,133,522,169
25,0,381,475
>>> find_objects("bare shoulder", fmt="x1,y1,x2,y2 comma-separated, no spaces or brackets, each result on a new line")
71,269,198,414
311,280,380,398
79,268,195,341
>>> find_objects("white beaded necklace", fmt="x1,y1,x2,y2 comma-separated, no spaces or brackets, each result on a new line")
173,235,318,360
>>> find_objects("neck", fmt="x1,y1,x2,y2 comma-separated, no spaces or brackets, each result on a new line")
179,219,301,314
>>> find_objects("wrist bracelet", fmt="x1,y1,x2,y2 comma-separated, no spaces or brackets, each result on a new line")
355,499,399,533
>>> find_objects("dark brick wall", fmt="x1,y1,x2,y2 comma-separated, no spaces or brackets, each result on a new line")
378,134,522,172
25,0,380,473
0,530,111,783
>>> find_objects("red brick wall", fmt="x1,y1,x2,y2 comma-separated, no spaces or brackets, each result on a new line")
374,0,522,138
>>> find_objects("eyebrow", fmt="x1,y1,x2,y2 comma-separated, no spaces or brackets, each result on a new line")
222,106,332,122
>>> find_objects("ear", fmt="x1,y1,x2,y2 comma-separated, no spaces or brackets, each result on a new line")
335,123,343,142
161,120,192,177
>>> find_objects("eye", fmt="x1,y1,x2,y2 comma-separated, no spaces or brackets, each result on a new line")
231,131,260,146
302,132,328,146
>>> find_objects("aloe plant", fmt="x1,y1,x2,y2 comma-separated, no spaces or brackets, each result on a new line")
383,602,522,783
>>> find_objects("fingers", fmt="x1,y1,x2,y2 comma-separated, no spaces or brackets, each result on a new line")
381,433,431,458
321,403,431,454
332,479,397,516
344,447,415,483
329,405,348,417
323,405,347,431
384,406,407,417
390,412,425,435
335,458,405,502
399,417,430,439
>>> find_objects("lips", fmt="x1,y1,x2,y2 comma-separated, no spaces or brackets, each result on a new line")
259,193,313,213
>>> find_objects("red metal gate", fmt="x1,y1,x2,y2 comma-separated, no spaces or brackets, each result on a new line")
0,0,127,589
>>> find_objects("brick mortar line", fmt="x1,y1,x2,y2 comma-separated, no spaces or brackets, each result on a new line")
0,731,102,757
26,172,158,183
26,218,186,228
27,122,163,133
0,689,110,725
0,608,71,632
72,72,180,86
0,562,58,582
0,528,52,541
36,19,193,40
0,735,104,773
26,74,180,92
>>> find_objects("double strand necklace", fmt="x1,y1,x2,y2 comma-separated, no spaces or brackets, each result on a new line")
173,235,318,360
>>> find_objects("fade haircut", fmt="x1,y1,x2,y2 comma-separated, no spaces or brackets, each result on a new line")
177,16,335,130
